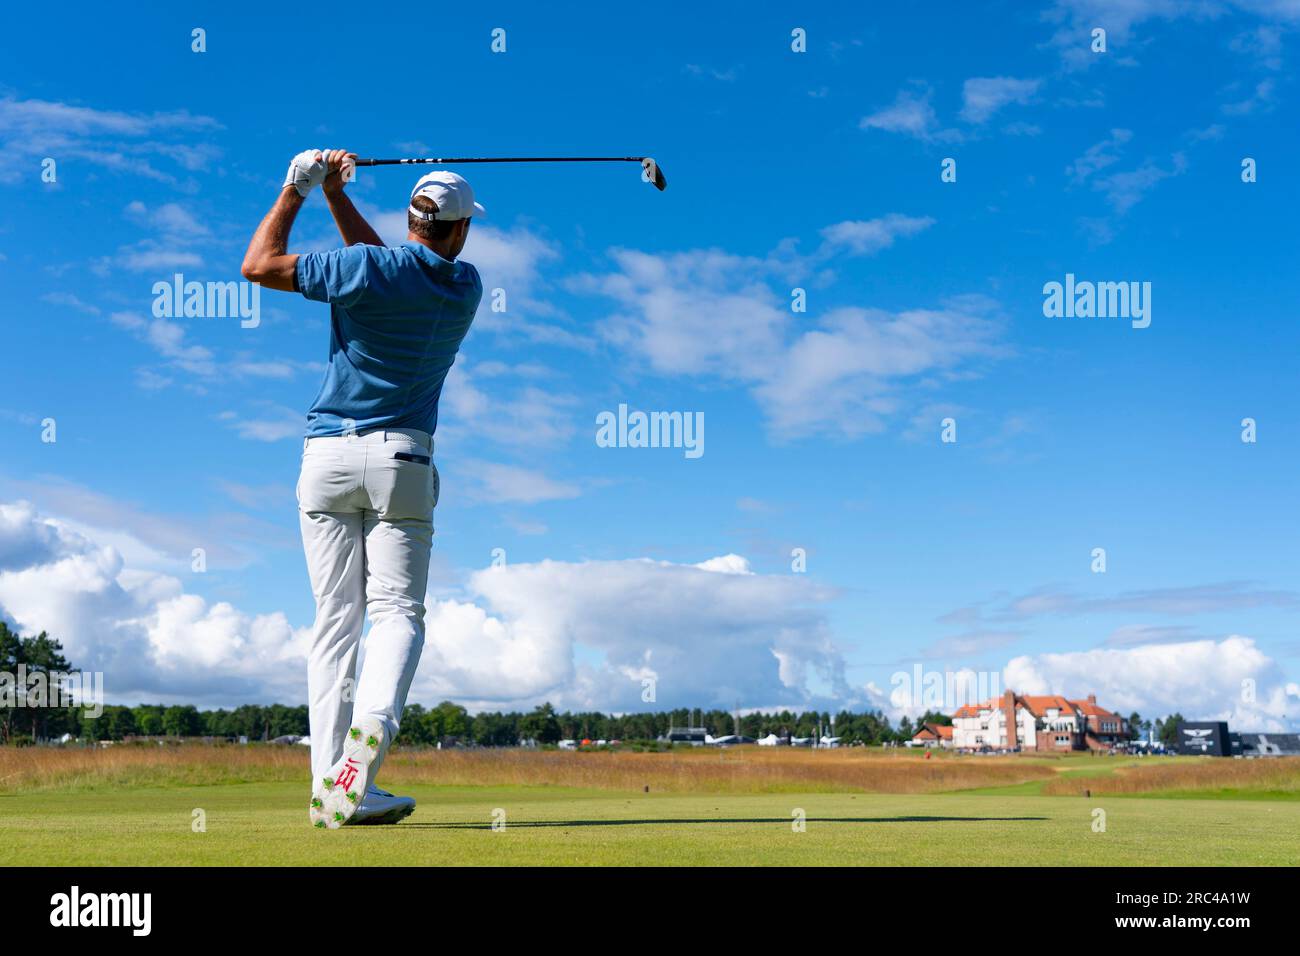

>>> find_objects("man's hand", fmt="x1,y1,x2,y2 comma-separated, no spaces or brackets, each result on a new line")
283,149,328,197
320,148,384,247
322,149,358,198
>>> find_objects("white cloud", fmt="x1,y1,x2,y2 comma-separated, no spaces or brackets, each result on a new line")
1095,152,1188,213
960,76,1042,123
0,501,307,705
818,215,935,256
219,405,304,442
860,88,960,142
414,554,847,710
465,462,581,504
0,479,289,574
684,63,740,82
1066,128,1133,183
124,200,209,238
1229,24,1284,69
40,292,100,315
1043,0,1213,70
0,98,218,138
0,500,849,713
1004,637,1300,730
1222,77,1277,115
580,238,1005,439
0,96,221,186
439,362,579,450
1044,1,1299,70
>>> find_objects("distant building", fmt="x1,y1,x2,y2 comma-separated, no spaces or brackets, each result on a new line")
1179,722,1300,757
664,726,708,745
910,723,954,749
950,690,1126,752
1177,721,1231,756
1235,732,1300,757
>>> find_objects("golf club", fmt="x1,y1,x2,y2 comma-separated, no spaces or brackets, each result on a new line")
354,155,668,191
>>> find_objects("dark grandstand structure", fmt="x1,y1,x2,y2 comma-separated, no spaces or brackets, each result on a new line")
1177,721,1300,757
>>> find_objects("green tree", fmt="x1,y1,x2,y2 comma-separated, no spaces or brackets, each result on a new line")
1156,713,1185,747
1127,712,1145,741
896,715,915,740
520,702,561,744
162,705,203,738
0,626,76,741
134,705,165,736
432,700,469,740
105,706,138,740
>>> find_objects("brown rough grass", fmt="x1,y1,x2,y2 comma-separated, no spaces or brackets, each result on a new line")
378,747,1057,794
11,745,1295,798
0,743,306,793
1042,756,1300,797
0,744,1054,795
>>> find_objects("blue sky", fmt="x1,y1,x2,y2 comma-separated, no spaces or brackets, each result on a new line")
1,1,1298,728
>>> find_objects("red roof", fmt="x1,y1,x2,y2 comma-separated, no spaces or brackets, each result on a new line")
1072,700,1122,720
948,692,1122,722
912,722,954,740
1020,695,1078,717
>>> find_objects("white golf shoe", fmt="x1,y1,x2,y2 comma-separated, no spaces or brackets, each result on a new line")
309,716,386,829
348,786,417,825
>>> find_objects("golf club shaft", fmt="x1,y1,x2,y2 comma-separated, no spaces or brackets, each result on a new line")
353,154,667,190
354,156,648,166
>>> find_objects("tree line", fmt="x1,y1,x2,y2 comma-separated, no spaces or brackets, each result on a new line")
1,623,1176,747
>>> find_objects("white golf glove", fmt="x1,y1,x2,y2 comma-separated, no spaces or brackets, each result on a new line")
283,149,328,197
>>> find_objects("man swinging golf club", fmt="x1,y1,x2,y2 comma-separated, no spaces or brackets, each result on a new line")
242,149,483,827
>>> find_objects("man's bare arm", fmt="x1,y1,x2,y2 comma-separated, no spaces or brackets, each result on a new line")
322,150,384,247
240,187,304,292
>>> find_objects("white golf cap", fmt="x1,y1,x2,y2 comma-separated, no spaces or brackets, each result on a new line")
409,170,486,221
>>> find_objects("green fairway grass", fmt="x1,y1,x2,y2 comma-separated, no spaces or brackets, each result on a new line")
3,782,1297,866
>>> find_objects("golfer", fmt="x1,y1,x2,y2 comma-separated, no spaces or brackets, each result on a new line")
241,149,483,827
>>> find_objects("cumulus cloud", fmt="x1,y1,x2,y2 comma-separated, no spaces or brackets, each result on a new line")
415,554,847,711
574,221,1003,440
439,362,579,451
0,500,850,713
0,501,308,705
1004,637,1300,730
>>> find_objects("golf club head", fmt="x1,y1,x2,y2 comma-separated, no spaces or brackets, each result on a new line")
642,157,667,191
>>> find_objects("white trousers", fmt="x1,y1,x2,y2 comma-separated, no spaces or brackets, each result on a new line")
297,427,438,783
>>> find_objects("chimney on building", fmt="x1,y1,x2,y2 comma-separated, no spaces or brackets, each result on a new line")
1003,689,1018,749
1087,694,1097,704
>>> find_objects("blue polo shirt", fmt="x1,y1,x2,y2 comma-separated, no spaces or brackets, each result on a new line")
297,241,482,438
